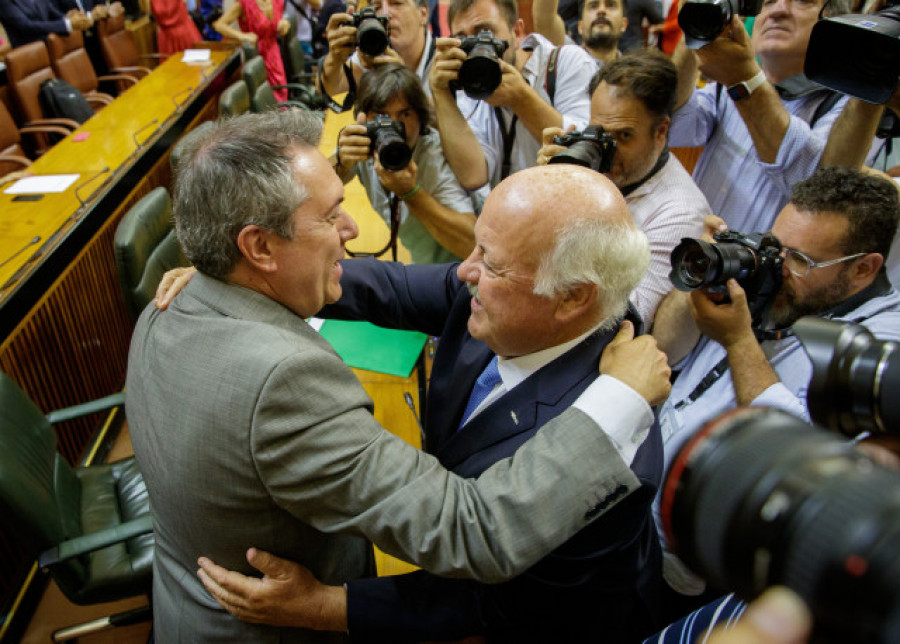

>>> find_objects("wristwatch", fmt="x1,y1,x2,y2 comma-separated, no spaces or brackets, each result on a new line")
727,70,767,101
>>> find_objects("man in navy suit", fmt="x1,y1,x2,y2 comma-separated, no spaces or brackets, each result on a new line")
0,0,90,49
193,163,667,642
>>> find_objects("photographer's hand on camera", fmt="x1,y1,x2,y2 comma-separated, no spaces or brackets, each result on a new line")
357,45,405,70
320,13,358,96
429,37,492,190
693,16,760,89
375,157,418,196
690,279,780,405
600,321,672,407
333,118,371,183
536,125,574,165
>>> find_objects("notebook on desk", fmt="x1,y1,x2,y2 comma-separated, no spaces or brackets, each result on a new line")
314,318,427,378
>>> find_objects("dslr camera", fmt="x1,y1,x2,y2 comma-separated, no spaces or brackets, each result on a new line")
449,30,509,100
364,114,412,172
669,230,783,324
548,125,617,174
805,0,900,103
678,0,764,49
346,7,391,57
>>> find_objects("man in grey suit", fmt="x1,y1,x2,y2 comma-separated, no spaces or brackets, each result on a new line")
127,109,671,642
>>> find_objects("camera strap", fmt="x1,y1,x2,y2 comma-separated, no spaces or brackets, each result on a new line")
317,59,357,113
345,195,401,260
493,108,518,180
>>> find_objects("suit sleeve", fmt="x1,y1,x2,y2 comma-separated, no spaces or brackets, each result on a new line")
250,344,643,584
0,3,69,42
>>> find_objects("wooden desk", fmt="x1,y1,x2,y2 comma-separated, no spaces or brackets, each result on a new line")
0,48,240,456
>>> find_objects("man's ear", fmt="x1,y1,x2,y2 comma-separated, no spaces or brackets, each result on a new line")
850,252,884,287
513,18,526,44
655,115,670,144
418,2,428,26
554,282,599,322
236,225,279,273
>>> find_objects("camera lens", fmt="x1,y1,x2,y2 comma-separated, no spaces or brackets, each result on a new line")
663,406,900,643
373,128,412,172
794,317,900,437
458,47,503,100
669,238,721,290
357,16,389,57
678,0,734,48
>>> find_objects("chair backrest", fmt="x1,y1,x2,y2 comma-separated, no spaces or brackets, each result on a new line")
5,41,56,124
218,79,250,117
0,373,81,555
0,103,26,176
96,13,141,71
283,38,307,85
251,82,278,113
47,32,100,95
169,120,214,170
114,187,190,319
242,55,268,97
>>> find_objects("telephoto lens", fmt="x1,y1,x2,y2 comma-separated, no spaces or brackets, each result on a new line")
452,30,509,99
352,7,390,57
662,406,900,643
364,115,412,172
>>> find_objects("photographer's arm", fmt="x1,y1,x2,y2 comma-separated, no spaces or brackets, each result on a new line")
318,13,359,97
690,280,778,405
532,0,567,46
651,289,700,366
671,36,699,111
431,39,490,190
820,97,889,169
491,61,563,141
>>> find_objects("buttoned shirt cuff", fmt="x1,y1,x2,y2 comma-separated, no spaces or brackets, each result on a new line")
751,382,810,421
572,374,653,465
64,17,73,32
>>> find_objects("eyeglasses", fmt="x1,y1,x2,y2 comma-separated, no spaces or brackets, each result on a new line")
782,247,865,278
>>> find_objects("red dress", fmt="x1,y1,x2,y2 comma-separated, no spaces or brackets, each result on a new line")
152,0,203,55
238,0,288,102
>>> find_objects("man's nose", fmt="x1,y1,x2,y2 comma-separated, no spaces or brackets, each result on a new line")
457,252,480,283
339,210,359,242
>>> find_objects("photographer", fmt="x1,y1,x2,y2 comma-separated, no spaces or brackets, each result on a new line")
333,63,476,263
430,0,597,190
650,166,900,602
668,0,856,234
318,0,434,107
537,50,709,325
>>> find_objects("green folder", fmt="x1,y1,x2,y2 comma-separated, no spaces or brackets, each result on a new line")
318,319,427,378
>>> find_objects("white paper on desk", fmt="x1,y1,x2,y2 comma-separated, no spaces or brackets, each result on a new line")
4,174,80,194
182,49,211,63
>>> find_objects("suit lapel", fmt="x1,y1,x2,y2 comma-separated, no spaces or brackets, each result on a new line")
436,330,612,471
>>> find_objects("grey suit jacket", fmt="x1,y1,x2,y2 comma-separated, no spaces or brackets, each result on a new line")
127,274,643,642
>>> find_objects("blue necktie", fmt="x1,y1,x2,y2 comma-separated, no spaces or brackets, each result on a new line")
459,356,501,429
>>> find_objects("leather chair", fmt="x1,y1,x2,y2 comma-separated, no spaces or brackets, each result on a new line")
96,13,160,84
218,79,250,117
4,42,81,154
0,101,71,176
243,56,325,114
169,120,215,170
46,32,136,107
0,371,153,643
114,187,190,320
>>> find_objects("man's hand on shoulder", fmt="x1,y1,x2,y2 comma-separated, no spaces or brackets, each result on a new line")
154,266,197,310
600,320,672,406
197,548,348,631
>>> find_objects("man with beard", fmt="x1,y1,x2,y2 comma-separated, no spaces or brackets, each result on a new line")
650,166,900,604
531,0,626,65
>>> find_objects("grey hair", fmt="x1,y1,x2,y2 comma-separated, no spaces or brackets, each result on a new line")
173,110,324,279
533,217,650,324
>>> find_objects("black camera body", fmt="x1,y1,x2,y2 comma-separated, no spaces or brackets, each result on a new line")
449,30,509,100
548,125,617,174
364,115,412,172
678,0,764,49
805,0,900,103
663,405,900,643
669,230,783,324
346,7,391,57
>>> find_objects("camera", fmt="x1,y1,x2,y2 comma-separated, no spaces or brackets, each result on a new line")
548,125,617,173
449,30,509,100
669,230,783,323
794,317,900,438
346,7,391,58
805,0,900,104
661,405,900,643
364,115,412,172
678,0,764,49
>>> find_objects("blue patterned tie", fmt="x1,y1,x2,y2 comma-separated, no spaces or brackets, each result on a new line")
458,356,501,429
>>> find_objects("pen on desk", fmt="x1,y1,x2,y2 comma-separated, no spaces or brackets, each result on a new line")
0,236,41,270
404,392,425,448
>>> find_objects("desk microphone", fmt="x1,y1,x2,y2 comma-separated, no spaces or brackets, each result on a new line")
133,118,159,148
74,167,111,207
0,236,41,270
403,392,426,448
172,86,194,108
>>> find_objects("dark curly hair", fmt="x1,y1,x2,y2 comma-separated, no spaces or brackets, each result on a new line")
791,166,899,261
589,49,677,121
353,63,432,135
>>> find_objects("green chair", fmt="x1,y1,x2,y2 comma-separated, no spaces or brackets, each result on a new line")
219,79,251,117
169,120,215,171
114,187,190,320
243,55,325,114
0,371,153,642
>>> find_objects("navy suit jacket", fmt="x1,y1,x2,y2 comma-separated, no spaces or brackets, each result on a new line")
0,0,70,48
321,259,664,643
